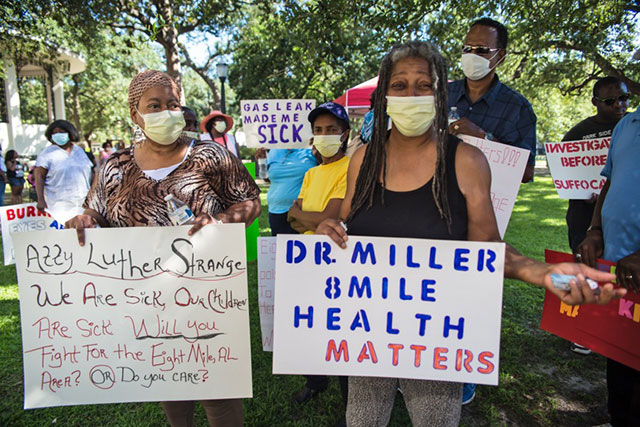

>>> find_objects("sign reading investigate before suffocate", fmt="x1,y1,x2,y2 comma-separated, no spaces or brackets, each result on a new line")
544,137,610,199
14,225,252,409
272,235,505,385
241,99,315,148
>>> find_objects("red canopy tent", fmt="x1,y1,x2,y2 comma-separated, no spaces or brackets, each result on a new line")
333,76,378,117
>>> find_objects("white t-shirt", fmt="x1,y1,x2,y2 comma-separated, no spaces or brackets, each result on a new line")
35,144,93,222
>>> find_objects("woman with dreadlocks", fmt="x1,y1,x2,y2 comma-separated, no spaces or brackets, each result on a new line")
316,41,624,426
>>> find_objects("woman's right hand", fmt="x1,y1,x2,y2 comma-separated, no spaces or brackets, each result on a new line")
316,218,348,249
36,199,48,213
64,214,98,246
577,229,604,267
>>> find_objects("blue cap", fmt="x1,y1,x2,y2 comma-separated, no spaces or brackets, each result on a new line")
308,102,350,129
360,110,374,143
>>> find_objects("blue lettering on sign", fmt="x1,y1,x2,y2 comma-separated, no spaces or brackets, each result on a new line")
389,244,396,266
327,308,341,330
280,124,289,143
351,241,376,265
399,278,412,300
381,277,389,299
286,240,307,264
415,313,432,336
443,316,465,339
257,125,267,143
314,241,333,265
350,309,371,331
348,276,372,299
428,247,442,269
292,124,303,143
324,277,341,299
453,248,470,271
267,124,278,144
477,249,497,272
406,246,420,268
386,312,399,334
421,279,436,301
294,306,313,328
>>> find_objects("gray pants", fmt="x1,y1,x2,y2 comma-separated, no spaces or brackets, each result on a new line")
346,377,462,427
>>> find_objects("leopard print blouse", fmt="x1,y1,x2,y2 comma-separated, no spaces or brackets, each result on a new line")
84,141,260,227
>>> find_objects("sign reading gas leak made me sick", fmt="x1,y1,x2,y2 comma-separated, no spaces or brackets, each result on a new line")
14,225,252,409
273,235,505,386
545,137,610,199
241,99,315,148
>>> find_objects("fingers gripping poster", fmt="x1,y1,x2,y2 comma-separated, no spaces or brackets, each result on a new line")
13,225,252,409
272,235,505,385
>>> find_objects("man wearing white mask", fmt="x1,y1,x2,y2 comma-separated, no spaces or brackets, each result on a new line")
448,18,537,183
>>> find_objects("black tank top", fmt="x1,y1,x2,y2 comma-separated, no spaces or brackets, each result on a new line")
347,135,467,241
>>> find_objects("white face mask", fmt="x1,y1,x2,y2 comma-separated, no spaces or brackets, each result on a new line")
386,95,436,137
136,109,186,145
214,121,227,133
313,134,343,158
461,51,502,81
183,131,200,140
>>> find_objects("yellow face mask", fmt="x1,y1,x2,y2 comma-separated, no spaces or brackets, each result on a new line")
386,95,436,137
137,108,186,145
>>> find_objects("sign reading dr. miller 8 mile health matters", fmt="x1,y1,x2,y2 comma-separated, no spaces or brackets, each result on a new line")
273,235,505,386
13,225,252,409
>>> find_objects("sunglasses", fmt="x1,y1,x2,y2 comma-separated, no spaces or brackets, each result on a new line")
462,45,501,55
594,94,630,106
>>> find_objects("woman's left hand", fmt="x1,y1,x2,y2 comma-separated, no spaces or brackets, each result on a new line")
187,213,222,236
543,262,626,305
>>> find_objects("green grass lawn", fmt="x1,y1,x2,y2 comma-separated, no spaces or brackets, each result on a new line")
0,177,610,426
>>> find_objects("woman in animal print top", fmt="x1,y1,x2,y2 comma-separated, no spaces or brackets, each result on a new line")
65,70,260,426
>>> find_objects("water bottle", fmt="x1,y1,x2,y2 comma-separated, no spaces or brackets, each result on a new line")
258,157,268,179
448,106,460,125
164,194,195,225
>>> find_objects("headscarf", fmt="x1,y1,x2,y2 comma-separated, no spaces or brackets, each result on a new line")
127,70,181,110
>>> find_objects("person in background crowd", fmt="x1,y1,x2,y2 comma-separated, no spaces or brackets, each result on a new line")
65,70,260,427
6,149,25,204
0,152,8,206
577,97,640,427
35,120,93,223
316,40,624,427
287,102,350,415
77,141,97,170
115,140,126,151
181,106,200,140
563,76,629,355
99,141,114,167
264,145,317,235
448,18,537,184
447,17,538,405
201,110,241,157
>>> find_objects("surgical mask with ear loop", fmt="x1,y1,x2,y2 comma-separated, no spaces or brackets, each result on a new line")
386,95,436,137
183,131,200,140
461,50,504,81
214,121,227,133
136,108,186,145
313,134,344,157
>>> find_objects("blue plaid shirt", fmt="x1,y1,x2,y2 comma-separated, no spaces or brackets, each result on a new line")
448,76,537,164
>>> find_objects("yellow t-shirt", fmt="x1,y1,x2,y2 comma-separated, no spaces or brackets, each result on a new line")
298,156,350,213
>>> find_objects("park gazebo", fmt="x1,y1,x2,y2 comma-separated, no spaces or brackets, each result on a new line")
0,34,85,156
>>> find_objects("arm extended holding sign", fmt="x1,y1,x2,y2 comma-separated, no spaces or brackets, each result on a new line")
316,144,625,306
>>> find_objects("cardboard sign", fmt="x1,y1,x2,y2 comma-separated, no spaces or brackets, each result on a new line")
14,225,252,409
541,250,640,371
257,237,276,351
0,203,61,265
544,138,610,199
459,135,528,237
241,100,315,148
272,235,505,385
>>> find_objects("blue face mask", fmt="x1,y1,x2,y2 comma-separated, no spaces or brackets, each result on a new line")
51,133,70,146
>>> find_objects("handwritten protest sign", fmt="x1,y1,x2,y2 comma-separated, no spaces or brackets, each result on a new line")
272,235,505,385
241,100,315,148
541,250,640,371
257,237,276,351
0,203,62,265
544,137,610,199
459,135,528,237
14,225,252,409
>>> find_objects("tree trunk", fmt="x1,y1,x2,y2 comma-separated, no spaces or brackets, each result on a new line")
157,0,183,99
71,74,83,138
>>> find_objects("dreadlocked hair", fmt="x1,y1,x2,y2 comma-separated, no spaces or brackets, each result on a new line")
347,41,452,231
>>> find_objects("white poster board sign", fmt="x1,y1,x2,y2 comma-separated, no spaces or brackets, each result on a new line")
257,237,276,351
241,99,315,148
460,135,528,237
14,225,252,409
273,235,505,385
544,137,609,199
0,203,61,265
